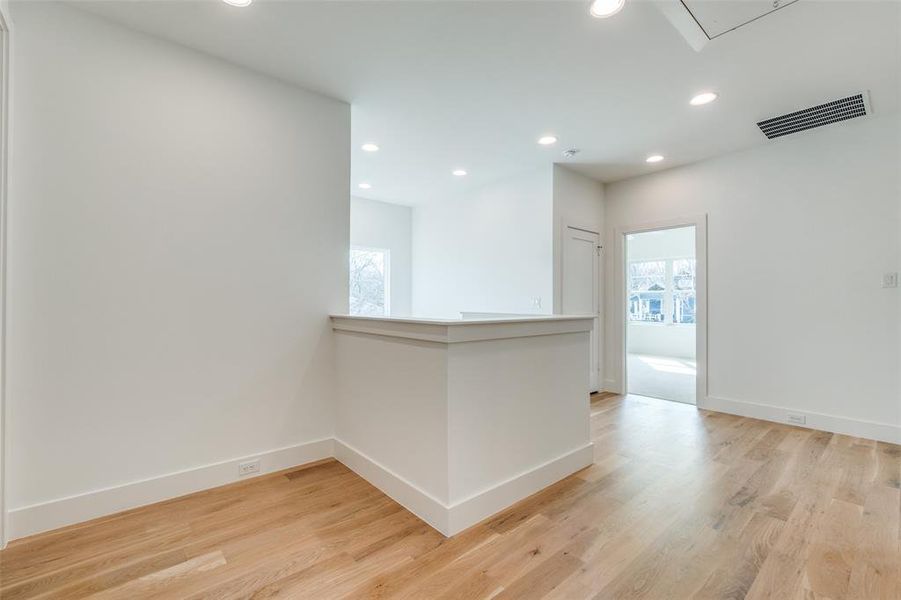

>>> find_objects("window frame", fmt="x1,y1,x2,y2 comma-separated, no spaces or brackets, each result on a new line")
349,245,391,317
627,256,696,326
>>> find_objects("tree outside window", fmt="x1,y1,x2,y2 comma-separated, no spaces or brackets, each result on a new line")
349,247,390,316
629,258,695,324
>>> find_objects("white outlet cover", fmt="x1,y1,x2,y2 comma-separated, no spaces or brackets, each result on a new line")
882,272,898,288
787,413,806,425
238,459,261,476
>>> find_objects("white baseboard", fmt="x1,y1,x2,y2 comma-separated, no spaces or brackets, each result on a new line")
701,396,900,445
602,378,622,394
447,443,594,534
11,395,894,543
8,438,335,541
9,436,592,542
334,439,593,536
333,439,450,535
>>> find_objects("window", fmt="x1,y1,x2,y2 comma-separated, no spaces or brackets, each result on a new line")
628,260,666,322
629,258,696,324
671,258,696,324
349,247,390,316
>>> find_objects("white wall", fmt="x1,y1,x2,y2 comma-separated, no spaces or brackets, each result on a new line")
0,0,11,548
552,164,606,387
447,331,591,505
626,226,695,261
628,324,695,359
412,167,553,318
7,3,349,537
605,115,901,439
626,227,696,359
332,316,593,535
552,164,605,312
350,196,412,316
335,330,449,503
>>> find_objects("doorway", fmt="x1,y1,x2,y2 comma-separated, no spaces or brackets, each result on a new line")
562,226,600,392
616,218,706,406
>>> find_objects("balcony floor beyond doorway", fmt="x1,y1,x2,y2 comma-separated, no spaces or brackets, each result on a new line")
627,352,697,404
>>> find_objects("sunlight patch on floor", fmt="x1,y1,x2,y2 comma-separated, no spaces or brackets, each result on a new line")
627,353,696,404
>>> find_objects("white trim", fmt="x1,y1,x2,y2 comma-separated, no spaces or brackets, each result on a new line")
0,0,11,550
8,399,894,543
701,395,901,445
334,438,594,536
330,313,589,327
612,215,708,403
10,435,592,542
333,438,450,535
560,222,603,393
447,443,593,535
330,314,593,344
459,311,534,319
8,438,335,541
629,322,696,328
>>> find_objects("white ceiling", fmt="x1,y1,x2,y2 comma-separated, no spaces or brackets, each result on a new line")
72,0,901,205
683,0,801,38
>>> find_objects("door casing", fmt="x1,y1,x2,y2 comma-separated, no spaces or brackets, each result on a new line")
611,215,708,405
561,224,602,393
0,0,12,549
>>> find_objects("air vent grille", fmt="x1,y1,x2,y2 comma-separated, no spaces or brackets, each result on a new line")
757,93,868,139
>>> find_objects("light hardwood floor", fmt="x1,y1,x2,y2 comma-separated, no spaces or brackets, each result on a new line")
1,393,899,599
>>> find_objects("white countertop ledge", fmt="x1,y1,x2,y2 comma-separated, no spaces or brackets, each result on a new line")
330,314,594,344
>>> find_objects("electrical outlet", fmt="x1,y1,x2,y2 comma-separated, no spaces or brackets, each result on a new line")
882,272,898,288
531,297,542,310
786,413,806,426
238,459,261,477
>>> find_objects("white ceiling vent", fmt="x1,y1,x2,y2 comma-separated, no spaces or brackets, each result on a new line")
756,92,871,140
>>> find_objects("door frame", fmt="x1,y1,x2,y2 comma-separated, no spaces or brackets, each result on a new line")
612,215,707,405
560,223,602,393
0,0,11,549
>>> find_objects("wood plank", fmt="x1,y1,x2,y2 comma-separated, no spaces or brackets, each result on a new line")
847,484,901,600
1,393,898,600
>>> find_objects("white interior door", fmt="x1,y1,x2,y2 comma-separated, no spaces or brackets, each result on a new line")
562,227,600,392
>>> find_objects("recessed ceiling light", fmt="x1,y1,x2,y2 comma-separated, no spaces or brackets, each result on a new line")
358,182,372,189
588,0,625,18
646,155,664,163
538,135,558,145
361,143,380,152
452,169,467,177
690,92,718,106
222,0,252,6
